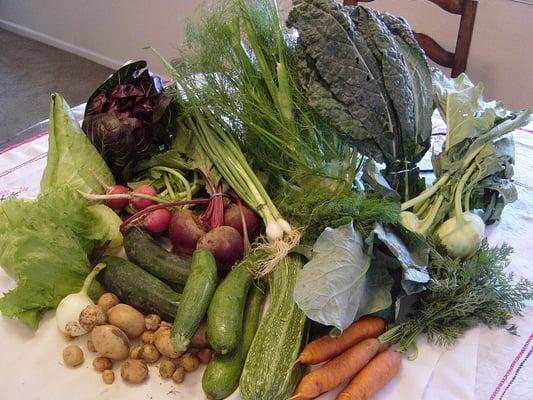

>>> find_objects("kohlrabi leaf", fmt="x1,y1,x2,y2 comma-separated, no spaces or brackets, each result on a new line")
294,222,384,331
41,94,114,193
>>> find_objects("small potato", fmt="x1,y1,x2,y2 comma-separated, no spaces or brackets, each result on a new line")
145,314,161,331
154,327,183,359
93,357,112,372
140,344,160,364
63,345,84,367
171,366,185,384
91,325,130,360
130,344,142,359
197,348,213,364
190,322,209,348
179,352,200,372
107,304,145,338
79,304,107,331
159,359,176,379
102,369,115,384
160,321,172,329
98,293,120,312
87,339,96,353
121,359,148,384
141,330,155,344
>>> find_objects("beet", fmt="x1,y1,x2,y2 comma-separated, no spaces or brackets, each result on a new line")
224,204,260,238
169,209,206,255
197,226,244,276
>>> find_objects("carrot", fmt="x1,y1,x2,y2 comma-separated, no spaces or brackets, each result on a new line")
377,341,390,353
298,317,385,365
292,338,381,400
336,351,401,400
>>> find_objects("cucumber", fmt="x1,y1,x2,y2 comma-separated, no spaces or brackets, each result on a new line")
98,256,180,321
239,254,307,400
207,253,259,354
202,282,265,400
124,228,190,286
171,249,218,351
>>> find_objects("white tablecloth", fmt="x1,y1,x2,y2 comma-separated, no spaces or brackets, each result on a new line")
1,119,532,399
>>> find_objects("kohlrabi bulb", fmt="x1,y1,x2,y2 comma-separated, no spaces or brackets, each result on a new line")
434,212,485,258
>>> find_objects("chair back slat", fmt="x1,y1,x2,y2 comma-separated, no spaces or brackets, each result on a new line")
414,33,454,68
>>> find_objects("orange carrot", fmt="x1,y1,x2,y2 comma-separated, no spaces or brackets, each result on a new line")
336,351,401,400
298,317,385,365
292,338,381,400
377,341,390,353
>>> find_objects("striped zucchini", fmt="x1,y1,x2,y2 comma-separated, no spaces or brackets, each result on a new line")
239,254,307,400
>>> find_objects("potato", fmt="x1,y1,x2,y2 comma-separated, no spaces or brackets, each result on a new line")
141,330,155,344
190,322,209,348
121,359,148,384
154,327,183,359
197,348,213,364
91,325,130,360
159,359,176,379
87,339,96,353
179,352,200,372
107,304,145,338
102,369,115,384
145,314,161,331
79,304,107,331
97,293,120,312
130,344,142,359
171,366,185,384
93,357,112,372
140,344,160,363
63,345,84,367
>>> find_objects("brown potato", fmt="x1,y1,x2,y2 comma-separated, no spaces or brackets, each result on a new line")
63,345,84,367
141,330,155,344
159,359,176,379
130,344,142,359
121,359,148,384
179,352,200,372
79,304,107,331
145,314,161,331
91,325,130,360
190,322,209,348
171,366,185,384
93,357,112,372
154,327,183,359
197,348,213,364
140,344,160,364
107,304,145,338
102,369,115,384
97,293,120,312
87,339,96,353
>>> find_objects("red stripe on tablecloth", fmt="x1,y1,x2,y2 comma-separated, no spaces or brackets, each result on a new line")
489,332,533,400
0,131,48,155
520,128,533,134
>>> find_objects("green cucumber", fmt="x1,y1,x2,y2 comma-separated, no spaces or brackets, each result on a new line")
98,255,180,321
207,253,260,354
171,249,218,351
239,254,307,400
124,228,190,286
202,282,265,400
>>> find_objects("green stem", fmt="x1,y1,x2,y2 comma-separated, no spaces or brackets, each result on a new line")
453,163,477,222
152,166,191,200
419,195,444,235
81,263,107,294
401,173,450,211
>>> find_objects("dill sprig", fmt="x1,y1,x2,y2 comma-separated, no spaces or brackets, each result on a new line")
380,241,533,352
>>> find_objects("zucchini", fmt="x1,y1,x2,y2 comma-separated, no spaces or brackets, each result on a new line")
98,256,180,321
202,281,265,399
207,253,259,354
124,228,190,286
171,249,218,351
239,254,307,400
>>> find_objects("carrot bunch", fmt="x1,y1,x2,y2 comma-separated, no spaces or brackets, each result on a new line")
292,317,401,400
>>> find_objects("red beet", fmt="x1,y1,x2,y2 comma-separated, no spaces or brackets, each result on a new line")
169,209,206,255
131,184,157,210
105,185,129,210
197,226,244,276
143,208,172,234
224,203,261,238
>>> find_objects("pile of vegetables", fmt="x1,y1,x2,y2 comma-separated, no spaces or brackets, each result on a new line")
1,0,532,399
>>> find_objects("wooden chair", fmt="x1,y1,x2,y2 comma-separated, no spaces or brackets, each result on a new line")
343,0,478,77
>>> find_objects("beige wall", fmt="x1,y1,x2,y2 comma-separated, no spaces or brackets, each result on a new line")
1,0,532,108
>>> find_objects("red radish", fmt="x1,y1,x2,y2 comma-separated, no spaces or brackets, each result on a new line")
197,226,244,276
105,185,129,210
224,203,260,238
169,209,207,255
143,209,172,234
131,184,157,210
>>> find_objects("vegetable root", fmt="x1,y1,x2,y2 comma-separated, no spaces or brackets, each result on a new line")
336,351,401,400
299,317,385,365
293,338,381,399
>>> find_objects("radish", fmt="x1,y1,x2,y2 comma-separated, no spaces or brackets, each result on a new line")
169,209,207,255
105,185,129,210
131,184,157,210
197,226,244,276
224,203,260,238
143,208,172,234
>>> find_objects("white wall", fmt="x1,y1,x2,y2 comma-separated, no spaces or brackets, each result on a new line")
1,0,532,108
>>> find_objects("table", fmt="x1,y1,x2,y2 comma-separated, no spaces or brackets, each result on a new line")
1,113,532,400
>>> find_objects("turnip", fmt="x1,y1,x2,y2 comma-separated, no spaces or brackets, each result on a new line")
224,203,260,238
131,184,157,210
197,226,244,276
169,209,206,255
143,208,172,234
105,185,130,210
